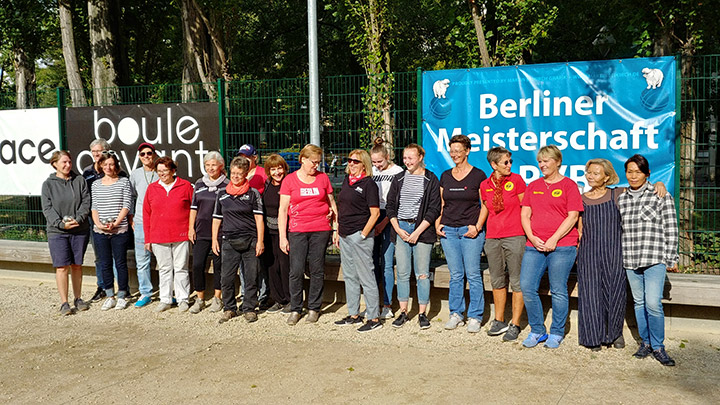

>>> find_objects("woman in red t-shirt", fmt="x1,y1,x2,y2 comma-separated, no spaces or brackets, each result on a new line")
519,145,583,349
278,144,338,325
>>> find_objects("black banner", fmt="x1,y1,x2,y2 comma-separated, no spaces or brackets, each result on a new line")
66,102,220,181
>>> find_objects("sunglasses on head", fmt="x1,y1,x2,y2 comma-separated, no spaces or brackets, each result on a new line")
102,150,117,156
347,158,362,164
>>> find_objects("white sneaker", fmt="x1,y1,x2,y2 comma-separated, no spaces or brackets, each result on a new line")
155,302,172,313
101,297,116,311
114,298,128,310
467,318,481,333
445,313,465,330
380,307,394,319
178,301,190,313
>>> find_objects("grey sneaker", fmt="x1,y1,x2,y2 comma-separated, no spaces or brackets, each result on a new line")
287,311,301,325
445,313,465,330
380,306,394,319
208,297,223,313
281,304,292,313
467,318,481,333
74,298,89,311
487,319,509,336
189,298,204,314
502,323,521,341
59,302,72,316
178,301,190,313
306,310,320,323
101,297,116,311
154,302,172,313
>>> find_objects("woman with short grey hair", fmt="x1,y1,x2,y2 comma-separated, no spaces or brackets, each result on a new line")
188,151,228,313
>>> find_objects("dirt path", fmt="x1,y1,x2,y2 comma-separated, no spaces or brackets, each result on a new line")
1,277,719,404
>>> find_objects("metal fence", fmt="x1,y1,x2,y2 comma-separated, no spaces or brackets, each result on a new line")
1,59,718,274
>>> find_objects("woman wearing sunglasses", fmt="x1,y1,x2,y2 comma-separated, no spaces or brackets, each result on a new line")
333,150,381,332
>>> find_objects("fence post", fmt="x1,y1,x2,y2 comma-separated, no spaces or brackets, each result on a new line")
217,78,226,158
416,67,423,144
57,87,66,150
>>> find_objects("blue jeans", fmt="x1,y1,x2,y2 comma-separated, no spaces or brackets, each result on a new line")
134,224,154,297
373,222,395,306
394,220,432,306
440,226,485,320
92,231,130,299
520,246,577,336
626,263,667,349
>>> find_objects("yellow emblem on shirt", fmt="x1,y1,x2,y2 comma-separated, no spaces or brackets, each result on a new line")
552,189,563,197
504,182,514,192
533,191,544,195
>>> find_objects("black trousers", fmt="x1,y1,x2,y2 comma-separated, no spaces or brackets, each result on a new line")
192,239,222,293
221,236,258,313
288,231,331,312
263,231,290,305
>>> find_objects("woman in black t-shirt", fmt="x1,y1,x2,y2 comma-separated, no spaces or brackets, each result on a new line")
435,135,488,333
261,154,292,313
333,150,382,332
188,151,228,314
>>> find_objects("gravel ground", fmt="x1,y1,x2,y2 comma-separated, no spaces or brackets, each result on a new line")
1,275,719,404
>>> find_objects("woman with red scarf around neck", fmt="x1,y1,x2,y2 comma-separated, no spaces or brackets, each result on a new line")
332,149,382,333
212,155,265,324
478,147,526,341
278,144,338,325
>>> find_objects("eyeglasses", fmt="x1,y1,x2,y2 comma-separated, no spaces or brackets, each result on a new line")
157,169,171,174
139,151,154,157
347,158,362,164
102,150,117,156
305,159,321,166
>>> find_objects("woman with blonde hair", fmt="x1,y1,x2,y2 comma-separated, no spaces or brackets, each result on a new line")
333,149,382,332
279,144,338,325
41,151,92,315
519,145,583,349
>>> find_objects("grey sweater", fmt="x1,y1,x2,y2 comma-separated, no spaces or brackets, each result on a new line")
40,172,91,235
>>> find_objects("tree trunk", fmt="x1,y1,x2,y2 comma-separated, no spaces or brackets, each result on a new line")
13,47,36,109
88,0,119,105
59,0,87,107
678,53,696,269
468,0,492,67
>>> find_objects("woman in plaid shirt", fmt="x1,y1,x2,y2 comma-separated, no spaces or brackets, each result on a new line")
618,154,679,367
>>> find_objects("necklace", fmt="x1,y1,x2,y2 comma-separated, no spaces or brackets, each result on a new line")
143,168,155,185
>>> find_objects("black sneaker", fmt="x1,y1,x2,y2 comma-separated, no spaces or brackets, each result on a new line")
418,313,431,330
281,303,292,314
90,287,106,302
74,298,90,311
613,335,626,349
633,343,653,359
652,348,676,366
59,302,72,316
392,312,408,328
487,319,509,336
266,303,284,313
335,315,364,326
502,323,521,342
357,319,383,333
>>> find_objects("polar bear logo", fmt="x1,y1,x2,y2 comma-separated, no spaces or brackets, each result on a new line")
433,79,450,98
642,68,663,89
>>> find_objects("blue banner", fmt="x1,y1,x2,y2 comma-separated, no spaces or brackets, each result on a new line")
422,57,676,193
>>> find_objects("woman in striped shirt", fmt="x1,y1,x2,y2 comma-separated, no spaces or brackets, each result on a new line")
386,144,441,329
91,152,133,311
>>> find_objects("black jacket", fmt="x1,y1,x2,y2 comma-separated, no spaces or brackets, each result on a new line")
385,169,441,244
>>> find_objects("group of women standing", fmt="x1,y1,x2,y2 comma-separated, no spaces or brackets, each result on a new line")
42,137,678,366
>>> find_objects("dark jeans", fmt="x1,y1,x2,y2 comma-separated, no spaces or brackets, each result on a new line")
92,230,130,298
221,236,259,313
192,238,222,293
288,231,331,312
263,232,290,305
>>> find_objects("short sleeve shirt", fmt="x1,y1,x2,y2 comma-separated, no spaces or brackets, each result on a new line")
249,166,267,194
521,176,583,247
337,176,380,237
212,188,263,239
191,178,229,240
480,172,526,239
440,166,486,227
279,171,333,233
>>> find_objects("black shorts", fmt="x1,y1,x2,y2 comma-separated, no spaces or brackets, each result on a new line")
48,233,89,268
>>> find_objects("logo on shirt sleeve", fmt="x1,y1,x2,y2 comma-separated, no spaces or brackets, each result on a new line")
552,189,563,197
504,182,514,192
